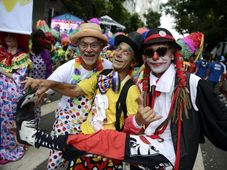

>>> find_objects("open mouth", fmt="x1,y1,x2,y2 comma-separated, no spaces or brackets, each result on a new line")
114,58,123,64
83,54,96,59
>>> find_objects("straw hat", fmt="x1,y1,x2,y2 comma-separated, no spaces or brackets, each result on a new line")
71,23,108,46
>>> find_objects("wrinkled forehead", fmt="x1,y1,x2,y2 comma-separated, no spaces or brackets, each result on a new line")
79,37,100,43
117,42,134,52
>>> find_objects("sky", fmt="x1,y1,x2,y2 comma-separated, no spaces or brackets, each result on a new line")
159,0,183,39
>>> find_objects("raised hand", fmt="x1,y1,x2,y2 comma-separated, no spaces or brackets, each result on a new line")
135,92,162,126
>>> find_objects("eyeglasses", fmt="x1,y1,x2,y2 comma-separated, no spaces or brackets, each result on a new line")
79,42,100,50
143,47,169,57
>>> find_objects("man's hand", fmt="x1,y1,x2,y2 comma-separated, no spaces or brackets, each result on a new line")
22,77,55,101
22,77,42,90
135,93,162,126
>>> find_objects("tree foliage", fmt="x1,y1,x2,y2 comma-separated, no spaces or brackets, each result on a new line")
61,0,144,33
162,0,227,51
143,9,161,29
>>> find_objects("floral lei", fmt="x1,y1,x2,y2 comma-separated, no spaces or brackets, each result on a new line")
71,56,104,104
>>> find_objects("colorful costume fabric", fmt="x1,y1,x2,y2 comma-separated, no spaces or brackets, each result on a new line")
29,49,52,79
79,73,140,134
0,49,32,162
124,64,227,169
66,130,173,169
29,49,53,122
72,71,139,170
65,65,227,169
46,57,112,170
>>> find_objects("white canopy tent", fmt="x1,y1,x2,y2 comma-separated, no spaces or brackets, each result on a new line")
210,40,227,57
99,15,126,30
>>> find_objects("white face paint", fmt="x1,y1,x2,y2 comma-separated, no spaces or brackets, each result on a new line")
146,55,171,74
144,45,173,77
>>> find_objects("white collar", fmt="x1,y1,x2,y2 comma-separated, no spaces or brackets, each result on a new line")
150,64,176,93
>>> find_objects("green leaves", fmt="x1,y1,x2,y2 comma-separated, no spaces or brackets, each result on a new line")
162,0,227,51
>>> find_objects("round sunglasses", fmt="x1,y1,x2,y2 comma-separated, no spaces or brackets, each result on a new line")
143,47,169,57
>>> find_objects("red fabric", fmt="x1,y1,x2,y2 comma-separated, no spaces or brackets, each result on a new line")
149,88,179,141
67,130,126,160
0,48,24,66
175,52,187,87
123,115,142,134
0,32,29,52
144,34,175,43
188,62,196,73
0,48,12,66
150,85,161,109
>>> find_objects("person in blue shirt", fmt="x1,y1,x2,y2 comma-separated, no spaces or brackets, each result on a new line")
206,57,225,88
195,56,209,79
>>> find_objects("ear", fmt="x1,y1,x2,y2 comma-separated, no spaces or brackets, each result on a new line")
170,53,174,60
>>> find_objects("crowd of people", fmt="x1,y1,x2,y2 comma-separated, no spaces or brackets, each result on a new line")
0,18,227,170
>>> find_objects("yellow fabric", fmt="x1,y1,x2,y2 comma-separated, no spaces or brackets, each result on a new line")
78,73,140,134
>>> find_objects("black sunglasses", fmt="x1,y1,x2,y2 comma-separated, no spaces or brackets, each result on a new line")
143,47,169,57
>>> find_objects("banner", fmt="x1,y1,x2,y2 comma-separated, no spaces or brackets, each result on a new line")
0,0,33,35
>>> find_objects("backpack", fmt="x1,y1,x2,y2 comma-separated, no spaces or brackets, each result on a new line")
98,69,134,131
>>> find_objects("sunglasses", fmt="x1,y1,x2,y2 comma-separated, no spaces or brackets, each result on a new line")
143,47,169,57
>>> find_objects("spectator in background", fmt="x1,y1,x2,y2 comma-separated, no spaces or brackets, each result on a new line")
0,32,32,164
29,29,53,122
220,55,227,75
206,56,225,90
30,29,53,80
195,55,210,79
187,55,196,73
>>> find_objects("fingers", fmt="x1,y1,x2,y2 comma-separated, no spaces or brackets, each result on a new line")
136,107,163,126
137,92,145,109
36,93,46,105
137,92,143,107
144,111,162,125
22,77,39,90
36,86,48,96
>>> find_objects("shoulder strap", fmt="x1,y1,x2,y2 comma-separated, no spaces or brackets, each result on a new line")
115,79,135,131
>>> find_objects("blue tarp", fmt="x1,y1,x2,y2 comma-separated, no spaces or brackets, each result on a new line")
52,13,84,23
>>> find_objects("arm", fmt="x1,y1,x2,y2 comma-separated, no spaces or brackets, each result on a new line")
196,79,227,151
124,93,162,134
0,69,13,79
23,77,85,98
